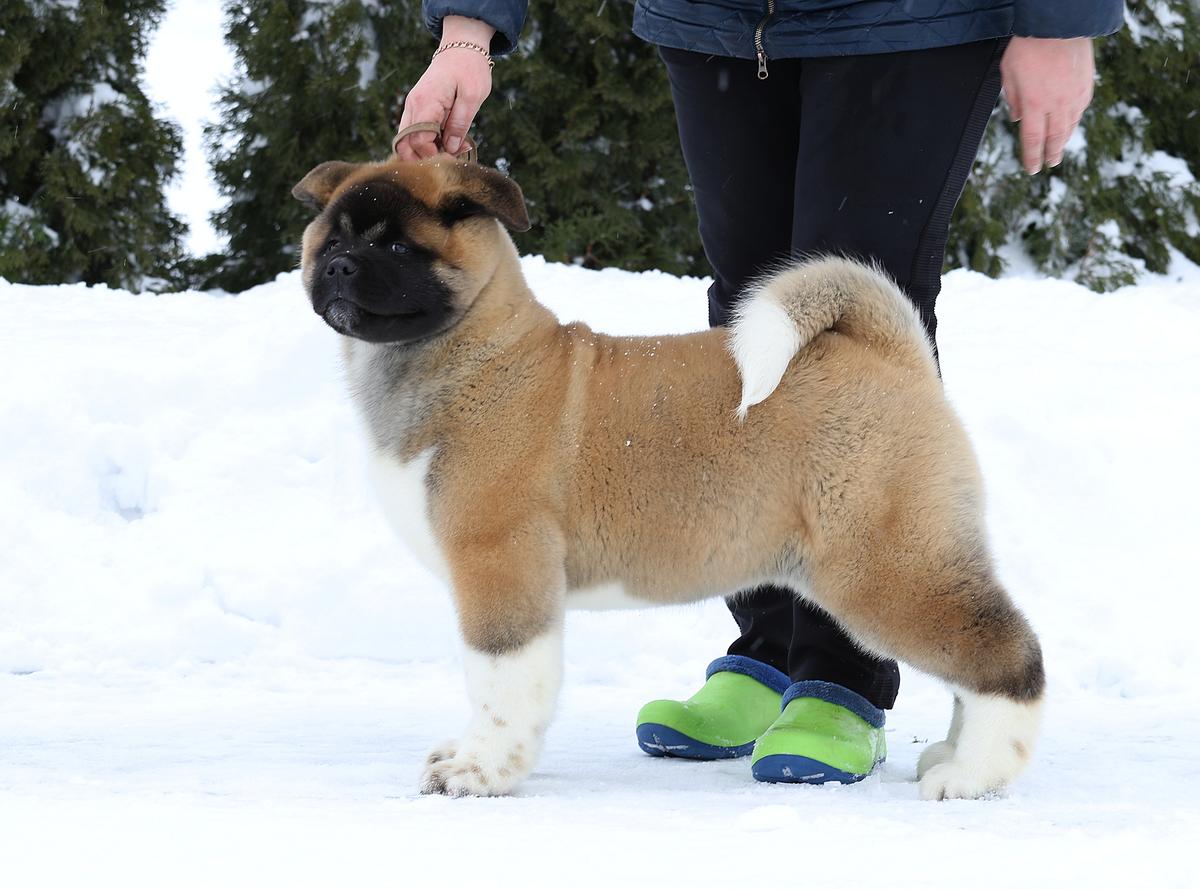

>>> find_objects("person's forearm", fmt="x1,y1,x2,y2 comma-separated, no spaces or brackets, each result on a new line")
423,0,526,55
441,14,496,47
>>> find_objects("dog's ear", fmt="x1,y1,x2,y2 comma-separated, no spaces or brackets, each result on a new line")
442,164,531,232
292,161,359,212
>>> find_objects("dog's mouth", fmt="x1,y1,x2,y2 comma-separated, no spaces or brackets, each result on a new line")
322,297,425,326
318,297,446,345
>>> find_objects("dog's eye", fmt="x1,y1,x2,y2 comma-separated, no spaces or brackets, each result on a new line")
323,239,340,253
390,242,409,255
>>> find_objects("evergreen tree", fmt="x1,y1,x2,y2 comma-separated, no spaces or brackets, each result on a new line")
470,0,700,275
204,0,426,291
205,0,701,290
212,0,1195,292
0,0,185,290
949,0,1200,290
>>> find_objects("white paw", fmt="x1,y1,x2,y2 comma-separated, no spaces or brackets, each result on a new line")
919,760,1003,801
421,630,562,797
419,738,532,797
916,740,957,779
918,690,1041,800
424,739,458,767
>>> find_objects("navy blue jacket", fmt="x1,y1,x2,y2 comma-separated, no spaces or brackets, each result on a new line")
423,0,1124,59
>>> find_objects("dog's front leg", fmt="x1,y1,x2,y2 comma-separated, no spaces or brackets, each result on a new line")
421,533,565,797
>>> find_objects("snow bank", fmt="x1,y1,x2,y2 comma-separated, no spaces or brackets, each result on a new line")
3,260,1197,686
2,258,1198,886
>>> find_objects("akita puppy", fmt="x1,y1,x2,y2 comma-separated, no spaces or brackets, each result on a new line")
293,155,1045,801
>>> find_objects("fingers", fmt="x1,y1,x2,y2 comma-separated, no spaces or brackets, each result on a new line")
1019,104,1086,174
395,129,439,162
1013,93,1087,173
1043,111,1074,170
441,63,490,155
395,89,449,161
1002,36,1097,176
394,53,492,161
1004,89,1022,123
1019,111,1047,175
1001,73,1022,123
443,87,488,156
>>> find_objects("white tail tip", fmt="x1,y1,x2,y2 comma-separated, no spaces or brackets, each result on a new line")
728,292,801,419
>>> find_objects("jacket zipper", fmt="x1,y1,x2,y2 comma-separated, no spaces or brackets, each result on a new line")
753,0,775,79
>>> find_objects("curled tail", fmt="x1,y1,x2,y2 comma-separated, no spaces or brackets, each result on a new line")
728,256,936,418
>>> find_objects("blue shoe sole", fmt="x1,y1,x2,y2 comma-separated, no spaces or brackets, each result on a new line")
751,754,874,784
636,723,756,760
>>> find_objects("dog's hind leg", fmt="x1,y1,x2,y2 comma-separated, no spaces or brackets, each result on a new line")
920,684,1043,801
916,693,963,777
804,536,1044,801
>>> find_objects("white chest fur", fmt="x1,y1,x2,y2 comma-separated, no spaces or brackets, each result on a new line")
365,447,452,584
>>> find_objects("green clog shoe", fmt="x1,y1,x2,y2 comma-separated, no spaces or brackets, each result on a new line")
636,656,791,759
751,680,887,783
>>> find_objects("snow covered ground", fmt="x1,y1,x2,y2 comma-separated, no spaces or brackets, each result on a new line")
3,3,1198,885
2,256,1199,887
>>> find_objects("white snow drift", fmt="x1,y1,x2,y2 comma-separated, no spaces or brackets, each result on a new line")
1,256,1198,887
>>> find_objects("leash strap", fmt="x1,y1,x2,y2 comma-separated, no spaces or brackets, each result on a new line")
392,121,478,163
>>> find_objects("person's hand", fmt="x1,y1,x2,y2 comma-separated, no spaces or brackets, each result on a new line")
1000,36,1095,175
395,16,496,161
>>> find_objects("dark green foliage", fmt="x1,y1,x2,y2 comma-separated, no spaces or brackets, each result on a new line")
205,0,701,290
948,0,1200,291
215,0,1196,292
0,0,185,290
1104,1,1200,184
472,0,701,275
203,0,427,291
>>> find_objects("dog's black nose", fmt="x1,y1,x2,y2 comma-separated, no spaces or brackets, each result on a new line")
326,255,358,278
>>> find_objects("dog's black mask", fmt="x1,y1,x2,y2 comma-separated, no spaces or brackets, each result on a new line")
309,180,455,345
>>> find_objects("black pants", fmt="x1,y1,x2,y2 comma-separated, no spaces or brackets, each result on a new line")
660,37,1008,710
